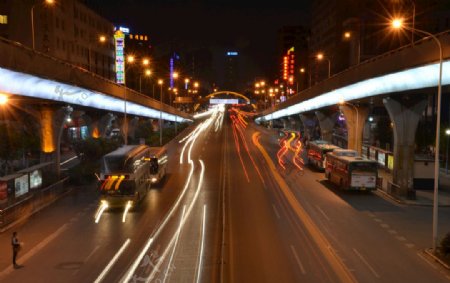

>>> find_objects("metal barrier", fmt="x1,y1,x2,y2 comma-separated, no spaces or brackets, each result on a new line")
0,177,70,231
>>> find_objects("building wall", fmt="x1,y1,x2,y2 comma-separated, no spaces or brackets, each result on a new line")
0,0,115,80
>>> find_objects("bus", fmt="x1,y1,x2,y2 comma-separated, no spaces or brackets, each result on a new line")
325,150,378,191
99,145,153,207
307,140,341,170
148,147,168,185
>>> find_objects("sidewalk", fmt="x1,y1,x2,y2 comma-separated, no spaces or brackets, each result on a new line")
377,169,450,207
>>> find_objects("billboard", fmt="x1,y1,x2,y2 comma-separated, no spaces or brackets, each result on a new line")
114,30,126,84
30,170,43,190
15,175,29,198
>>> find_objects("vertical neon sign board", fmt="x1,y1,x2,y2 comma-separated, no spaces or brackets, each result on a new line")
115,30,125,84
169,57,174,88
288,47,295,85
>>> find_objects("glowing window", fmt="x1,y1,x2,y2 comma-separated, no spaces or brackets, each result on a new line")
0,15,7,24
140,35,143,40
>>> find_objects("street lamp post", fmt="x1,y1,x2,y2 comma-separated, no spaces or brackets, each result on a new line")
446,129,450,174
139,69,151,93
317,53,331,78
31,0,54,50
158,79,164,146
88,35,107,72
343,31,361,65
392,18,443,253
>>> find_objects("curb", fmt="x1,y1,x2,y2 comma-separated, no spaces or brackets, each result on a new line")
423,249,450,270
375,189,450,207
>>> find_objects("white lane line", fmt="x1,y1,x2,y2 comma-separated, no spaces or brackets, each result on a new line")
0,224,68,278
272,204,281,219
396,236,407,242
388,230,398,235
315,205,330,221
94,239,131,283
196,205,207,283
405,243,415,248
162,206,186,283
290,245,306,275
353,248,380,278
373,218,382,222
380,223,390,229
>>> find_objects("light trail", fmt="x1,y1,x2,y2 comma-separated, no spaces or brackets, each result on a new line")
120,161,195,283
230,115,250,182
94,239,131,283
122,201,132,223
95,201,108,224
59,155,78,165
145,160,206,283
162,206,187,283
196,204,207,283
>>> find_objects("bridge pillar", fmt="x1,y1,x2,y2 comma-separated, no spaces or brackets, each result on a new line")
287,116,302,132
339,105,369,154
299,114,318,141
383,97,427,198
39,105,73,178
315,111,337,142
85,113,115,138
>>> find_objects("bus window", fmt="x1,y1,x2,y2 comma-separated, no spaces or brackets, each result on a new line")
150,158,159,174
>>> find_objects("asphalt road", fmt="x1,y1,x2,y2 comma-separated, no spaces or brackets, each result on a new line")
0,107,449,283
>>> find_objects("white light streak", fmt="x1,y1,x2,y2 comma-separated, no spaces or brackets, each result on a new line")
95,202,108,224
120,161,195,283
145,160,206,283
94,239,131,283
257,60,450,121
122,201,132,223
196,205,207,283
162,206,186,283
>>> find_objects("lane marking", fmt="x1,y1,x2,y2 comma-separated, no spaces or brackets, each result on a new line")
272,204,281,219
380,223,390,229
405,243,415,249
353,248,380,278
94,239,131,283
388,230,398,235
253,132,357,283
290,245,306,274
396,236,407,242
373,218,382,222
315,205,330,221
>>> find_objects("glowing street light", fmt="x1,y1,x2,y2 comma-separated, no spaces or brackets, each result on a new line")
127,55,135,63
142,58,150,66
0,93,8,105
391,17,444,253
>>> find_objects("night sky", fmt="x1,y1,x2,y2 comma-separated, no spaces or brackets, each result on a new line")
87,0,311,81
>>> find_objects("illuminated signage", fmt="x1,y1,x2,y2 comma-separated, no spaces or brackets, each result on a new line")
210,99,239,104
170,57,174,88
114,30,125,84
119,26,130,34
15,175,29,198
227,51,238,56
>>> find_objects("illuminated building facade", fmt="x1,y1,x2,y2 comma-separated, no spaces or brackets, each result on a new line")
0,0,115,80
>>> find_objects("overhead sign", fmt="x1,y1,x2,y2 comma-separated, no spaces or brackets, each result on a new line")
210,99,239,104
119,26,130,34
114,30,125,84
227,51,238,56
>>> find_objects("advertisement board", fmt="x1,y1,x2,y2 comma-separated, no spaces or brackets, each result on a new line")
369,147,376,160
114,30,126,84
0,181,7,201
377,152,386,166
15,175,29,198
388,154,394,170
30,170,42,190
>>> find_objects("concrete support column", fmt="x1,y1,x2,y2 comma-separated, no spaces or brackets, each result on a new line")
315,111,336,142
339,105,369,154
299,114,317,141
86,113,114,138
128,117,140,143
383,97,427,197
39,105,73,178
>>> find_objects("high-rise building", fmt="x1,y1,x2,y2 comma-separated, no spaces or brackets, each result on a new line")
0,0,115,80
277,26,309,93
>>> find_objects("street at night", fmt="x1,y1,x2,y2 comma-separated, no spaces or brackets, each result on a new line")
1,0,450,282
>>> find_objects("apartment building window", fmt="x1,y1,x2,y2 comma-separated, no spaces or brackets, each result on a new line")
61,20,65,31
74,25,78,37
56,37,60,49
74,7,78,19
0,15,7,24
55,17,59,29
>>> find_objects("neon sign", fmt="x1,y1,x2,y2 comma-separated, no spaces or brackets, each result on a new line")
114,30,125,84
227,51,238,56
